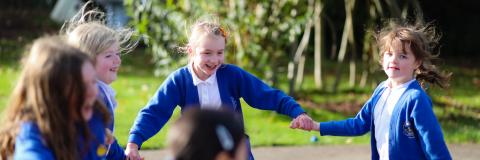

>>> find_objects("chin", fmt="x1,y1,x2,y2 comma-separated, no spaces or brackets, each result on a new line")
83,114,93,121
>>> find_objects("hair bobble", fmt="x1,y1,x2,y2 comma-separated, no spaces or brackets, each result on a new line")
213,27,227,38
216,125,234,151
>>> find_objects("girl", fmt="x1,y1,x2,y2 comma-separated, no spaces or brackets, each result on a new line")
125,19,315,160
166,108,247,160
303,21,452,159
62,2,138,159
0,36,110,160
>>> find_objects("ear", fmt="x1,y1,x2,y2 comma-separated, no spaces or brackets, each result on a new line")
187,45,193,54
415,60,422,69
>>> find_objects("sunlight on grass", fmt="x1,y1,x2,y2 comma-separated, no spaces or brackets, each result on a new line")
1,57,479,149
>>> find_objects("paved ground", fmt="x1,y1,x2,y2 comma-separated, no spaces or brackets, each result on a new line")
140,143,479,160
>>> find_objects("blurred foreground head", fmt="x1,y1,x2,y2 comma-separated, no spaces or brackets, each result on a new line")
167,108,247,160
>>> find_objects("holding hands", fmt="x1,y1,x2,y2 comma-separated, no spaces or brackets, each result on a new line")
290,113,319,131
125,143,143,160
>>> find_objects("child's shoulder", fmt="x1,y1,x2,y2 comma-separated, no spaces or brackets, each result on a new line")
219,63,242,71
18,121,40,135
167,66,191,78
218,64,249,76
404,81,431,101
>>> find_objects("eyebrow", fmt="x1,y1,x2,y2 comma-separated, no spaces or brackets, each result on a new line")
202,49,224,52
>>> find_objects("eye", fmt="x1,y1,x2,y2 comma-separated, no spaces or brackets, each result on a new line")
218,51,223,55
400,55,407,59
203,52,211,55
385,52,392,57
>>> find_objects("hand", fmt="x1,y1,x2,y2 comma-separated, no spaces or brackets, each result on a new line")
105,128,114,145
125,143,142,160
290,113,318,131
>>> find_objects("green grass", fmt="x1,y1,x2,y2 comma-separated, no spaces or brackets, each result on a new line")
1,50,479,149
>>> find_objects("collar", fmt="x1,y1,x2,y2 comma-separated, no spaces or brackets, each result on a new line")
97,79,116,96
386,78,416,90
188,63,217,86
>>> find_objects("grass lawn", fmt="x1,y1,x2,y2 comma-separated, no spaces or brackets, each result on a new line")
1,50,479,149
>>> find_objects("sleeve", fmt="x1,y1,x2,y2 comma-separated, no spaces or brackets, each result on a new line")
106,139,126,160
319,99,373,136
234,66,304,118
410,93,452,159
14,123,55,160
128,73,181,148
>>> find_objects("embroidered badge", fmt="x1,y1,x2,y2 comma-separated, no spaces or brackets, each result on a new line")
97,144,107,156
403,121,416,138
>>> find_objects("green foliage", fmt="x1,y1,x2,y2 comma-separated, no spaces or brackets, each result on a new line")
125,0,313,84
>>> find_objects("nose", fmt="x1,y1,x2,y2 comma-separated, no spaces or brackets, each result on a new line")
388,55,398,64
114,54,121,65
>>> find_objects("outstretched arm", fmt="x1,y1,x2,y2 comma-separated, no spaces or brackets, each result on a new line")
126,74,182,159
233,66,305,118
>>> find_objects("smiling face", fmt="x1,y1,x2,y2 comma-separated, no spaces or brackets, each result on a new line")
189,35,225,80
95,43,121,84
81,61,98,121
382,39,420,86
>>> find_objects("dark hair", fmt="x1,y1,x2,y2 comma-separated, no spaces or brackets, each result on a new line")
0,36,110,159
376,20,451,89
167,108,245,160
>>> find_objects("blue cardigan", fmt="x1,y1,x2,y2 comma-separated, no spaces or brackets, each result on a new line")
97,83,126,160
14,114,108,160
14,122,55,160
320,80,451,160
129,64,305,145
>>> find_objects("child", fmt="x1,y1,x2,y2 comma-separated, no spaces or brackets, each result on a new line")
125,19,315,160
166,108,247,160
0,36,111,159
297,21,452,159
62,2,138,159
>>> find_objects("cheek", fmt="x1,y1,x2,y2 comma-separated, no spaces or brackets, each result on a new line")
194,55,207,64
219,55,225,62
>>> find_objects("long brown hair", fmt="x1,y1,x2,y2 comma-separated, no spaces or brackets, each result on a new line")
0,36,109,159
376,20,451,89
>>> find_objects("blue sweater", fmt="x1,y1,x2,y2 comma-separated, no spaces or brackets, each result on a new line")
14,122,55,160
128,64,305,148
320,80,451,160
14,114,108,160
97,83,126,160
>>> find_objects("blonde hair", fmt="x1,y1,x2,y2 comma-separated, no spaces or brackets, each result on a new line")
182,17,228,58
61,1,138,60
376,21,451,89
0,36,110,159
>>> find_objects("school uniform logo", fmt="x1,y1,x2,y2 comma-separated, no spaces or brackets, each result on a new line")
97,144,107,157
403,121,416,139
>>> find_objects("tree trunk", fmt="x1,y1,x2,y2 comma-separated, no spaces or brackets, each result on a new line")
332,0,355,93
314,0,324,89
289,19,313,95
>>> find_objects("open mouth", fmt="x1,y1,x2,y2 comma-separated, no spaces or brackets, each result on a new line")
205,64,217,70
109,67,119,72
388,66,399,70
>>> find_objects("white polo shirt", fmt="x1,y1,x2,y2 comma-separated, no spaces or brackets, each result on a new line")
188,63,222,109
374,79,415,160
